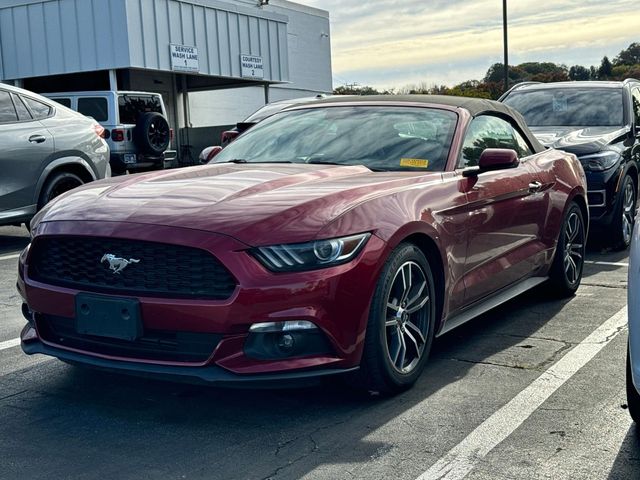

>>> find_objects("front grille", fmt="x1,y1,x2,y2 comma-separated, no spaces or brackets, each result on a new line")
29,236,237,300
37,314,221,363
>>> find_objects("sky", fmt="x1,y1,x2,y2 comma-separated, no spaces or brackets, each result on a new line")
300,0,640,90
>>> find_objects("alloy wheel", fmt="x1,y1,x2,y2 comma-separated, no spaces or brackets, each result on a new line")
148,121,169,150
384,261,431,374
622,180,636,247
563,210,585,285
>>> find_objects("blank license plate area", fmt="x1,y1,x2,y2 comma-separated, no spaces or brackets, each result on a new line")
75,293,142,341
124,154,137,164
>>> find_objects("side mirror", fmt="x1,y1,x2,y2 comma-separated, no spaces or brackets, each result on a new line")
199,146,223,164
221,130,239,146
463,148,519,177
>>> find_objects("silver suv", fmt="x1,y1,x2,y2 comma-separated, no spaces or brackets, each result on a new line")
43,91,175,175
0,84,110,227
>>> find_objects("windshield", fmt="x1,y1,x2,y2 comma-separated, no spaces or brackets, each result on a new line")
214,106,458,172
503,88,624,127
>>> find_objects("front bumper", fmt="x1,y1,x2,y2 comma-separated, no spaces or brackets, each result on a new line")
20,326,357,388
584,166,623,226
18,221,387,383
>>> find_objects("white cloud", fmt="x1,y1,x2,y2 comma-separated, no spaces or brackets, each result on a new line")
299,0,639,89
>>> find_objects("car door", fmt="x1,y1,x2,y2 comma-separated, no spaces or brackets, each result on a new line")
0,89,54,216
456,115,545,306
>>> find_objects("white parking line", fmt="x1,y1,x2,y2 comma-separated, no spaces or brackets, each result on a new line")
584,260,629,267
416,306,628,480
0,253,20,261
0,338,20,351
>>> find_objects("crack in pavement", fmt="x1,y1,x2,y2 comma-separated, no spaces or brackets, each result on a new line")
0,389,28,402
261,419,349,480
581,282,627,290
450,358,534,370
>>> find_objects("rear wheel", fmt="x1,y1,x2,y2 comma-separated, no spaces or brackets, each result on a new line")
359,243,436,395
611,174,636,250
548,202,585,297
627,344,640,423
38,171,84,209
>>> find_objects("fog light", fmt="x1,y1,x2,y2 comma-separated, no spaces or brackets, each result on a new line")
249,320,318,333
277,333,295,352
244,321,332,360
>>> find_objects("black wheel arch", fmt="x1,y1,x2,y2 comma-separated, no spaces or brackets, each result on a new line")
33,158,96,206
389,231,446,335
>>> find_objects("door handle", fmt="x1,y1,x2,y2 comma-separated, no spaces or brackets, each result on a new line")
528,181,543,193
29,135,46,144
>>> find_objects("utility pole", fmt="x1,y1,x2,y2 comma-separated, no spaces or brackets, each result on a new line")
503,0,509,92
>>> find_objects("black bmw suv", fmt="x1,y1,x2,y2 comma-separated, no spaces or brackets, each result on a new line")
501,79,640,249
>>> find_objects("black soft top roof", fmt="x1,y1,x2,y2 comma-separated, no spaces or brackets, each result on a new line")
305,94,546,153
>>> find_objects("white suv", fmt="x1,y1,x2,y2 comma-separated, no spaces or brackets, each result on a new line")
43,91,176,174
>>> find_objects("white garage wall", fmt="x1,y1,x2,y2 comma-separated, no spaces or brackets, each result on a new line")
188,0,331,127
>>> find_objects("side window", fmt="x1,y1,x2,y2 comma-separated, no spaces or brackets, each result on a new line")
52,98,71,108
77,97,108,122
458,116,524,168
22,96,53,119
0,90,18,123
12,94,32,121
632,88,640,127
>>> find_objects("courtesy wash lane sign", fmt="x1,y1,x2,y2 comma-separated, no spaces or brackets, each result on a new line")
241,54,264,79
170,44,200,73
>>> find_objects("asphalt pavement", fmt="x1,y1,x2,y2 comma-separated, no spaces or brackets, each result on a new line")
1,225,638,480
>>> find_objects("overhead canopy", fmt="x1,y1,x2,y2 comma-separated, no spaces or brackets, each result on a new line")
0,0,290,85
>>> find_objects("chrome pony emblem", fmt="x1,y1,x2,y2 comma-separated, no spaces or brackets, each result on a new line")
101,254,140,274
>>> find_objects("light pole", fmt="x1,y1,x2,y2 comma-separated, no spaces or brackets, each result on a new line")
503,0,509,92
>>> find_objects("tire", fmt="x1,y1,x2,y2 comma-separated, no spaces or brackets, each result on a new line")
548,201,586,297
627,344,640,423
611,174,636,250
359,243,437,395
133,112,170,156
37,171,84,209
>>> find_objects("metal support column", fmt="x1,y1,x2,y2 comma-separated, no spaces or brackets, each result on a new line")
108,70,118,91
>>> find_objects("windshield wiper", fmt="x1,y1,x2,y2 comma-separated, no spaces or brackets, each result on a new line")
305,159,387,172
221,159,293,164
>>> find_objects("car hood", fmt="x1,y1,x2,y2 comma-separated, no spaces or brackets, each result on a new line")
38,163,441,245
529,126,628,156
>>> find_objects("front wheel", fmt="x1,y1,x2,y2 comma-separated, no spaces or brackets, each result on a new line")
611,174,636,250
627,344,640,423
359,243,437,395
548,202,585,297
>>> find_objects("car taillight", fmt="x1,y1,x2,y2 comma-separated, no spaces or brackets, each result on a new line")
93,124,106,138
111,129,125,142
169,128,174,141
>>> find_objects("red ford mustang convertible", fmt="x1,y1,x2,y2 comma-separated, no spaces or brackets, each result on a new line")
18,96,588,393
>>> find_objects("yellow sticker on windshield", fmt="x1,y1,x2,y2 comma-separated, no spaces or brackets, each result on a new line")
400,158,429,168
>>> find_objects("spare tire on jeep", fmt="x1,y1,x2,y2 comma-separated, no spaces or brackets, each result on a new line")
133,112,170,156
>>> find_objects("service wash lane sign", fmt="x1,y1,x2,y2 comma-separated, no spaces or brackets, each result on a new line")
240,54,264,79
170,44,199,73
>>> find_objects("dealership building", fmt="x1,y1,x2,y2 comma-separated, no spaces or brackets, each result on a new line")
0,0,332,162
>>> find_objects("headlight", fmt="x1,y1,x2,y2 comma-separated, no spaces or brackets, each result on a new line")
579,151,620,171
252,233,371,272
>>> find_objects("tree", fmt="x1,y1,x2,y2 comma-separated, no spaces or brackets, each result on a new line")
613,42,640,66
569,65,590,81
598,56,613,79
333,85,381,95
